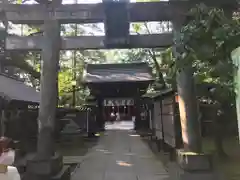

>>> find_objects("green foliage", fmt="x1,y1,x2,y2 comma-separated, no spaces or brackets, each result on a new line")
161,48,176,87
179,4,240,104
181,4,240,61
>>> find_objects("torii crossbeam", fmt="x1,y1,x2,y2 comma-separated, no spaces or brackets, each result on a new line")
1,1,237,50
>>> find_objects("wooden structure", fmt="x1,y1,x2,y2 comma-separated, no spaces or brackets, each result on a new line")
83,62,154,130
1,0,238,179
0,73,39,136
0,73,40,175
142,89,182,157
82,98,98,136
0,73,40,105
57,105,97,138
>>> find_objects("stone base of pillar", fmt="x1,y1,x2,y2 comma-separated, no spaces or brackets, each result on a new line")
25,153,70,180
168,149,221,180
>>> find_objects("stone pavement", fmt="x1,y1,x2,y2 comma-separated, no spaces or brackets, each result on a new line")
71,129,169,180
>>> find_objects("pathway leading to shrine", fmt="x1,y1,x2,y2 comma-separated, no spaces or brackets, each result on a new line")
71,126,169,180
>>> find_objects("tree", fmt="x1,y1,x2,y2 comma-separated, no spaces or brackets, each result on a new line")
179,3,240,157
130,21,172,89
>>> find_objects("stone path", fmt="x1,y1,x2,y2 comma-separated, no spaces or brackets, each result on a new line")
71,129,169,180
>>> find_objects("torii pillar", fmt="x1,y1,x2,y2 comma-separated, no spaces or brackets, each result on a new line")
26,19,70,180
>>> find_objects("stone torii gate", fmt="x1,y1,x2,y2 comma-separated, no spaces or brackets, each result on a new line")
0,0,237,180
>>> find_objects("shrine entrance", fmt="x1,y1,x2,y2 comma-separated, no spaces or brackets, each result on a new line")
103,98,134,121
83,62,154,129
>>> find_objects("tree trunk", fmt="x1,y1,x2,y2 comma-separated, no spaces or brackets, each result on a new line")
176,65,202,152
213,113,227,158
214,126,226,157
36,19,60,159
173,16,202,153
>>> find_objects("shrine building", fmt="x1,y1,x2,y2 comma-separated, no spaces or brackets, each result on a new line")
83,62,154,129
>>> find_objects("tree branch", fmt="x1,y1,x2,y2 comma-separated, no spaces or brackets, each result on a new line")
143,22,166,88
2,53,40,79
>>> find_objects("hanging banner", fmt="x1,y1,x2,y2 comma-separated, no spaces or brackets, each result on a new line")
103,98,134,106
231,47,240,143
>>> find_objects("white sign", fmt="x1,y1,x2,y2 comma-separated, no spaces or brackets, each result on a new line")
103,98,134,106
232,47,240,143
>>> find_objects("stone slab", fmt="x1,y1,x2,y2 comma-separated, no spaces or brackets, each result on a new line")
168,159,221,180
70,126,169,180
26,153,63,176
63,156,84,164
104,172,136,180
177,149,212,171
71,171,104,180
137,174,169,180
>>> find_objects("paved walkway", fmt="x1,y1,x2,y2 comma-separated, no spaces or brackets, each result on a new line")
71,129,169,180
105,121,134,130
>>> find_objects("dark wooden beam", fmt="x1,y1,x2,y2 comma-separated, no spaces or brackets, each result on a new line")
6,33,173,50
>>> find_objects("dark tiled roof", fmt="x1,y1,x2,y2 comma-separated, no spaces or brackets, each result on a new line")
84,62,154,83
0,74,40,103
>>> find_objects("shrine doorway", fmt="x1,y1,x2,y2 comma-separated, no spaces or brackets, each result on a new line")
103,98,135,122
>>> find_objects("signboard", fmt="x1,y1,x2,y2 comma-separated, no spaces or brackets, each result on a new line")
103,98,134,106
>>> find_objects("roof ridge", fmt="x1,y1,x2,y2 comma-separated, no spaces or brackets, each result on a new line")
0,72,24,82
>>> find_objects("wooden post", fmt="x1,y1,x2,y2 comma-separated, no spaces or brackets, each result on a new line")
134,90,141,130
173,16,202,153
87,110,89,134
128,105,130,118
72,7,77,107
36,19,60,159
0,110,4,136
0,9,6,135
0,8,7,73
